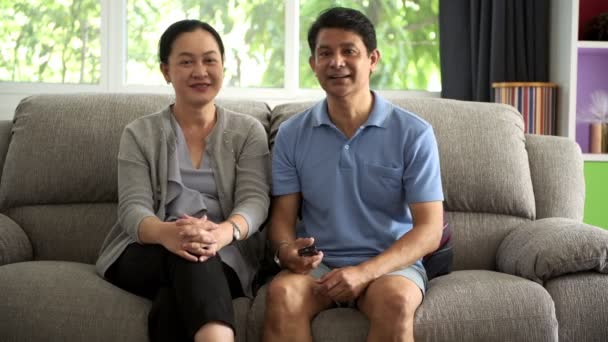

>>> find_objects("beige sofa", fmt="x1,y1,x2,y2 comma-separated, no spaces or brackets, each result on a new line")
1,93,608,342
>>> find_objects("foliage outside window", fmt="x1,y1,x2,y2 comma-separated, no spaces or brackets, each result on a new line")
127,0,285,88
0,0,440,91
300,0,440,90
0,0,100,84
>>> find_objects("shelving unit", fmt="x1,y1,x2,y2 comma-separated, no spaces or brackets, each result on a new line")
550,0,608,161
550,0,608,228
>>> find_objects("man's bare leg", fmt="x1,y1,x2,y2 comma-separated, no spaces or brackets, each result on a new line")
357,275,423,342
263,271,334,342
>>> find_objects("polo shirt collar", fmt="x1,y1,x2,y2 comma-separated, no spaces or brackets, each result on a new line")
311,91,391,128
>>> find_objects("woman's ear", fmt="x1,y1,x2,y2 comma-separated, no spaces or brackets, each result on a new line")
160,63,170,83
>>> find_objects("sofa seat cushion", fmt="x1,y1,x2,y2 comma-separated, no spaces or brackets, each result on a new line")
545,272,608,342
249,270,557,342
416,270,557,341
0,261,251,342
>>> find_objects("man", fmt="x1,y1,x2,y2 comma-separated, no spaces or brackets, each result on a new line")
263,7,444,342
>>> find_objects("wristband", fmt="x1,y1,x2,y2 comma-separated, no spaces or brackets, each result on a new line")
273,241,290,268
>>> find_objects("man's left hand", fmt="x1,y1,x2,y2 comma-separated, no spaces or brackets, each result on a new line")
315,266,373,302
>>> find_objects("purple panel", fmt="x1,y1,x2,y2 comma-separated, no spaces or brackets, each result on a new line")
577,122,590,153
576,48,608,153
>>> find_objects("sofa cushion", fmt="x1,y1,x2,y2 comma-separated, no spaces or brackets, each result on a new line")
545,272,608,342
447,211,529,270
415,270,557,341
389,98,535,219
0,261,251,342
0,261,149,342
249,270,557,341
7,203,117,263
0,213,33,265
270,98,536,220
0,94,173,208
0,94,270,209
269,101,314,148
497,218,608,283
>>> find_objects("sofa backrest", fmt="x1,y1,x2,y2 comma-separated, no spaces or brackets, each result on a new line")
268,97,568,271
0,93,270,263
0,93,584,270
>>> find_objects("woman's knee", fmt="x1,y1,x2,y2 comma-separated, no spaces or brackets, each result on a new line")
169,254,224,278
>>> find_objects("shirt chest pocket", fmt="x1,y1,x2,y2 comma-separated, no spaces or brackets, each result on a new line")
359,163,403,210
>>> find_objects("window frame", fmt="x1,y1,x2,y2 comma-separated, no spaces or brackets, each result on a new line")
0,0,439,116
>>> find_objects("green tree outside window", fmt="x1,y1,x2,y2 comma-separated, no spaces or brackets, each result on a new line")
0,0,439,91
0,0,100,84
299,0,440,90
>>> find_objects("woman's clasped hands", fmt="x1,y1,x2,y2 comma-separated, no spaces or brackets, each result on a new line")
163,214,222,262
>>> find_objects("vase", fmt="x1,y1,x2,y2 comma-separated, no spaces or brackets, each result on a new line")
604,123,608,153
591,123,608,153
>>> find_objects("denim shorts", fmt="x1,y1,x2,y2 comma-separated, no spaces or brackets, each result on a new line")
309,261,428,302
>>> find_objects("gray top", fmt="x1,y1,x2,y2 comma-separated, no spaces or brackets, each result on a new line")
95,105,270,297
165,113,224,223
166,113,254,294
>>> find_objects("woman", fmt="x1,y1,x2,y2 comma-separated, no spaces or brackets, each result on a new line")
95,20,270,342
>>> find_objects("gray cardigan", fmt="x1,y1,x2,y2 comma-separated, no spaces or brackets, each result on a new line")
96,105,270,297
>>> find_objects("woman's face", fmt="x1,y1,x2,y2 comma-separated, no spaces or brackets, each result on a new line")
161,29,224,108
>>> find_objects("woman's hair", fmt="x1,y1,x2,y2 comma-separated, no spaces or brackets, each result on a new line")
159,19,225,64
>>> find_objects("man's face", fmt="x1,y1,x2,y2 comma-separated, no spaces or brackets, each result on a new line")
309,28,379,99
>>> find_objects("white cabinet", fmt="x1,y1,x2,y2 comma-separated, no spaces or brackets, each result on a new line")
550,0,608,161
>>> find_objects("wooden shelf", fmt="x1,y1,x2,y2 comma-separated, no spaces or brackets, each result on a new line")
583,153,608,161
578,41,608,49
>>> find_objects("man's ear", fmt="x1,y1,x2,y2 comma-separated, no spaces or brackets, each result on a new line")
160,63,170,83
309,55,316,72
369,49,381,73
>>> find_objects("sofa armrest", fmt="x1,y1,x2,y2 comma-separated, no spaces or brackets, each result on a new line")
496,218,608,283
0,213,33,266
0,120,13,180
525,134,585,221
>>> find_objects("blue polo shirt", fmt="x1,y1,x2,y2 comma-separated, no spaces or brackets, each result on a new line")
272,92,444,268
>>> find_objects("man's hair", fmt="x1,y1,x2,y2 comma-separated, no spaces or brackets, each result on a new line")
307,7,377,56
159,19,225,64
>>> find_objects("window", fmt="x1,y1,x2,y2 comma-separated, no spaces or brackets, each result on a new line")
299,0,440,90
0,0,439,94
126,0,285,88
0,0,101,84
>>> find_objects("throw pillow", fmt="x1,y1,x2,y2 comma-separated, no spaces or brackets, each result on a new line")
497,218,608,284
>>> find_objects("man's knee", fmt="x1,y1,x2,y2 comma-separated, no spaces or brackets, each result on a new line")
265,277,292,306
265,274,321,320
382,288,418,319
362,277,422,321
